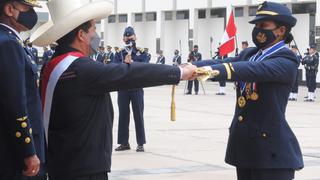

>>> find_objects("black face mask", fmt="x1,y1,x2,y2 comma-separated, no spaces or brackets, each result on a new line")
12,5,38,30
125,39,136,48
252,27,277,49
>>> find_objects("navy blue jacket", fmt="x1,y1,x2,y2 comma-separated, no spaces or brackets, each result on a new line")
43,49,55,64
196,46,304,169
0,25,45,174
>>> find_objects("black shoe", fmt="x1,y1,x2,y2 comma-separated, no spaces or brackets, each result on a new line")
185,92,192,95
220,92,226,95
288,98,293,101
195,92,198,95
115,144,131,151
136,145,144,152
292,98,297,101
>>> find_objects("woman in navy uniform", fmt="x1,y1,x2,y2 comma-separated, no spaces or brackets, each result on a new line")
0,0,46,179
195,1,303,179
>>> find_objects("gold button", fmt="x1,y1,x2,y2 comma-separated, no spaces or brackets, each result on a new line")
21,122,27,128
15,132,21,138
262,133,267,138
238,116,244,122
25,137,31,144
29,128,32,134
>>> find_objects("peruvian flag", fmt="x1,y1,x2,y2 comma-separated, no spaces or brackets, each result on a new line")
219,10,237,57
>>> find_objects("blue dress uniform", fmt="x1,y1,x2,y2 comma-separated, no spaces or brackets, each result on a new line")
301,44,319,101
43,49,55,64
196,2,303,180
187,48,202,94
114,27,150,150
0,24,45,178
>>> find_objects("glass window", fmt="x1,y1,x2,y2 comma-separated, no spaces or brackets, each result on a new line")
177,10,189,20
135,13,143,22
198,9,206,19
235,7,244,17
165,11,173,21
108,15,116,23
146,12,156,21
210,8,226,18
119,14,127,23
249,6,258,16
292,3,316,14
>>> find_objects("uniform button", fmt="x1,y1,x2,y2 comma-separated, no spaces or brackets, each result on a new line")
29,128,32,134
262,133,267,138
25,137,31,144
21,122,27,128
16,132,21,138
238,116,244,122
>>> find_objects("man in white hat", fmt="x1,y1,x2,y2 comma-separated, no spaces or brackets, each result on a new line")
30,0,196,179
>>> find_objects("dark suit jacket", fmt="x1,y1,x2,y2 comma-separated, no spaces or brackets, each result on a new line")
196,46,304,169
42,47,180,178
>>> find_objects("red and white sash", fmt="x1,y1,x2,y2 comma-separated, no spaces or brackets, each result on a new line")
41,52,84,137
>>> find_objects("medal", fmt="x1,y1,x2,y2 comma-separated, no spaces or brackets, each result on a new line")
238,96,246,108
251,92,259,101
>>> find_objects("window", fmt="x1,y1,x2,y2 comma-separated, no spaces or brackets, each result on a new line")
292,3,316,14
165,11,173,21
108,15,116,23
119,14,127,23
249,6,258,16
135,13,143,22
176,10,189,20
235,7,244,17
146,12,156,21
198,9,206,19
210,8,226,18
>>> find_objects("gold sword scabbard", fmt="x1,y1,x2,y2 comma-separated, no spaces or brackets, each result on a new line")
170,85,176,121
195,67,220,82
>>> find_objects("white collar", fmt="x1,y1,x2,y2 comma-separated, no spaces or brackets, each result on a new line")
0,23,23,41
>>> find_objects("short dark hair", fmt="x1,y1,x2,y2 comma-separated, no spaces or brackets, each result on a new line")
242,41,248,46
56,21,92,48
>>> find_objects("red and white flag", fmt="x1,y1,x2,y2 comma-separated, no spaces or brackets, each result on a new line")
219,10,237,57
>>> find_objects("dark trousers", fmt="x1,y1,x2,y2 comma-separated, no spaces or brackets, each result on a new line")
237,168,295,180
291,69,299,93
306,71,317,92
219,81,226,87
117,89,146,145
50,172,108,180
187,80,199,93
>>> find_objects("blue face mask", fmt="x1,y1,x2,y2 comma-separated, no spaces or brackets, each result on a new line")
89,33,101,54
12,4,38,30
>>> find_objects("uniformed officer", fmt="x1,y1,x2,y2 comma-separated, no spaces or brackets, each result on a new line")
43,43,56,64
114,26,149,152
144,47,151,62
301,44,319,102
172,49,181,66
213,46,228,95
195,2,303,179
0,0,46,179
186,45,202,95
25,38,39,66
105,45,114,64
288,45,302,101
156,50,165,64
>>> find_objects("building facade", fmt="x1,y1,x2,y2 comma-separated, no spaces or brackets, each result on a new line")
103,0,319,82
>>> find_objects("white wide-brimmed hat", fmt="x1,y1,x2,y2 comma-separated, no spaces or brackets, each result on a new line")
30,0,113,47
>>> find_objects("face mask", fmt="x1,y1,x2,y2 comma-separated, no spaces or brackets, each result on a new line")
12,5,38,30
252,27,277,49
125,39,136,48
89,33,101,54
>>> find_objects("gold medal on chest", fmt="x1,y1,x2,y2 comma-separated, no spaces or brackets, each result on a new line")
238,96,246,108
251,92,259,101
